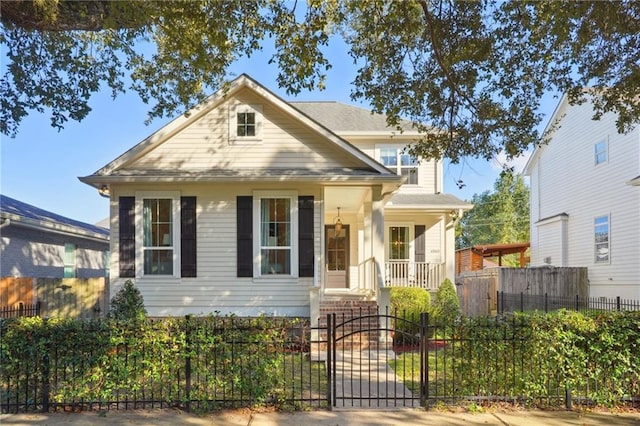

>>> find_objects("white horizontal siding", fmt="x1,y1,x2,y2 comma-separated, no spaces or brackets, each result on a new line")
536,220,564,266
529,165,541,265
531,98,640,298
424,221,442,263
109,184,321,317
129,89,362,171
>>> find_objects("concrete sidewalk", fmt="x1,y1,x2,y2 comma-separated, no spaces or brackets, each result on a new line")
2,408,639,426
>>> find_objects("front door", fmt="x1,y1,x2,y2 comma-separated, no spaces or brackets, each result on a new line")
326,225,349,288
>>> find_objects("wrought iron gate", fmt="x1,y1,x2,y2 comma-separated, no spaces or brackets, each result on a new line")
326,312,428,409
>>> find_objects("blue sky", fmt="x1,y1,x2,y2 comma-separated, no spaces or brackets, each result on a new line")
0,36,558,226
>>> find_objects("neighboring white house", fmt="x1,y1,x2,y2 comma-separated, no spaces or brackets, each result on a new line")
80,74,471,318
524,94,640,299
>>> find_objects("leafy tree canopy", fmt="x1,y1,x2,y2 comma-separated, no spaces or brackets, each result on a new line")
456,170,529,255
2,0,639,163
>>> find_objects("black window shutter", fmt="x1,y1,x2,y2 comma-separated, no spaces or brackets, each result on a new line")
298,196,314,277
181,197,197,277
237,196,253,277
415,225,426,263
119,197,135,278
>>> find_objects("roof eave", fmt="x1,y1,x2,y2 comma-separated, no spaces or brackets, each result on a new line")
0,213,109,243
79,173,405,186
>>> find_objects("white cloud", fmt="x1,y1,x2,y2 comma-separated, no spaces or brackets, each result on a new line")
491,150,532,174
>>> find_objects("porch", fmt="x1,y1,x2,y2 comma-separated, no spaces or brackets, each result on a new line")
383,261,444,291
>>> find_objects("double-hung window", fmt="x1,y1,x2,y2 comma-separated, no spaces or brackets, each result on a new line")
136,192,180,277
143,198,174,275
594,215,610,263
64,243,76,278
380,147,419,184
594,140,608,165
253,191,298,277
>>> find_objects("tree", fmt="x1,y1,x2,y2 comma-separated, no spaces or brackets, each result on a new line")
109,279,147,322
2,1,639,163
456,170,529,256
431,278,460,326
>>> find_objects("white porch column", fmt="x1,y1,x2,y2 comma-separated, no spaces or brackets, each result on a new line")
363,198,373,290
445,216,456,283
372,185,385,291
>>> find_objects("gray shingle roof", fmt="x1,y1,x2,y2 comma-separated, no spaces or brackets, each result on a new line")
290,101,416,133
0,194,109,238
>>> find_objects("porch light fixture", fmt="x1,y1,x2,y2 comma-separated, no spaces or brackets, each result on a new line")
333,207,343,233
98,185,110,198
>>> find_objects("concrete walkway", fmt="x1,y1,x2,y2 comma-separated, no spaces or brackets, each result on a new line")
332,348,418,409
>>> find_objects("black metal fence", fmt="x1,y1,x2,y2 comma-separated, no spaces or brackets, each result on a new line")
1,316,330,413
421,315,637,409
497,291,640,314
0,301,41,319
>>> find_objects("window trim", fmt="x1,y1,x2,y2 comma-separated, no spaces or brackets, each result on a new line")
252,190,299,278
135,191,181,279
594,139,608,166
230,104,263,142
594,214,610,264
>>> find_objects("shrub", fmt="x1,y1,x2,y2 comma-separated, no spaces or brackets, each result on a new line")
109,279,147,322
389,287,430,344
431,278,460,326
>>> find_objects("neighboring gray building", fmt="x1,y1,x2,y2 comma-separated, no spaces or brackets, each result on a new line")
1,194,110,279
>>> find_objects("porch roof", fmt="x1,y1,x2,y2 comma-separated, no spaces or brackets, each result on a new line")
385,192,472,211
80,167,405,185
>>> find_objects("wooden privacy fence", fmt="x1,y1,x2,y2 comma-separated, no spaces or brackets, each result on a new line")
456,266,588,317
0,277,34,307
0,277,108,319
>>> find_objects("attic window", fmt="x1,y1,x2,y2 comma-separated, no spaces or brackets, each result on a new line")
237,112,256,137
231,104,263,141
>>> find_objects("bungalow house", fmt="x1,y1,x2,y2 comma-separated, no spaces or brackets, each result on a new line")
1,194,110,312
523,94,640,299
80,74,471,318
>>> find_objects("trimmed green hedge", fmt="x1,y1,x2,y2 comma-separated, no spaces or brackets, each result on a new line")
0,315,292,409
449,309,640,406
389,287,430,344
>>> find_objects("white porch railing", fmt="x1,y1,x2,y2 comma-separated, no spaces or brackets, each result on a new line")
384,261,444,290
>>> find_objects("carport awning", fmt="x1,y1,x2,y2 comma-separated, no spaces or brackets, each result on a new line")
472,242,530,267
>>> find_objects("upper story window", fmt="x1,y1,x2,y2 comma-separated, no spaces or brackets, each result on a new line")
380,147,418,184
594,140,608,165
64,243,76,278
230,104,263,141
594,214,610,264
